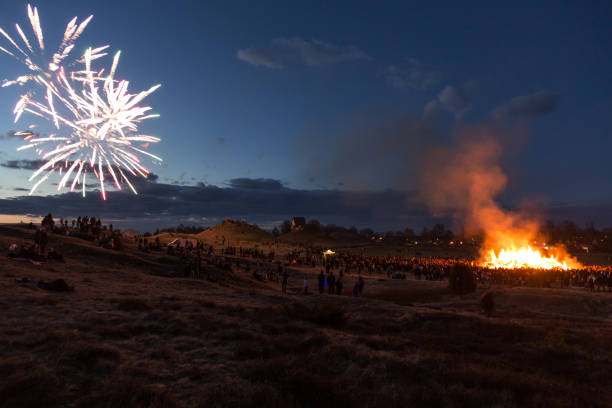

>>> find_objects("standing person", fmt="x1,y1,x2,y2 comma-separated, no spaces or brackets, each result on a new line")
336,275,343,295
318,270,325,294
358,276,365,296
35,226,48,256
281,268,288,295
353,280,360,297
328,271,335,295
303,274,308,294
196,249,202,279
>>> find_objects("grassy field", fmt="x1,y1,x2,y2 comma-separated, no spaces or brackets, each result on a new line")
1,225,611,407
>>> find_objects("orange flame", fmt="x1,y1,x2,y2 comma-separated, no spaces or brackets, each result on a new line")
420,130,584,272
480,246,581,270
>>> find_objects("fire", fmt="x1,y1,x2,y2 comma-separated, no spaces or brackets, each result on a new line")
480,246,581,270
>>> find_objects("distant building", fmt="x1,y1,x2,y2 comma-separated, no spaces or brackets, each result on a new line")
291,217,306,231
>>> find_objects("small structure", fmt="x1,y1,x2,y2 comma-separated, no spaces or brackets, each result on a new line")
323,249,336,258
291,217,306,231
167,238,198,248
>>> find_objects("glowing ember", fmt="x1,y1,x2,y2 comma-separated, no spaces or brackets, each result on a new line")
480,246,581,270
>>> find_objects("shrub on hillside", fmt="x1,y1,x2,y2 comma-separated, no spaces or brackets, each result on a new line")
448,264,476,294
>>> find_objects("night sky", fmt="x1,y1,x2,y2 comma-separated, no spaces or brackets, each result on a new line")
0,0,610,231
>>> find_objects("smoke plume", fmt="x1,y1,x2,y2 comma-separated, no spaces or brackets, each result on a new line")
420,126,542,254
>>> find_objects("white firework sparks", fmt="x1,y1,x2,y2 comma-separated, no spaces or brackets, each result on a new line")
1,4,162,199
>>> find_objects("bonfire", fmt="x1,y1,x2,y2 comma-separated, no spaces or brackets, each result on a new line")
480,246,581,270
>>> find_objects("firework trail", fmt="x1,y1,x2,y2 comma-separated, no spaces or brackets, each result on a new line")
1,4,162,199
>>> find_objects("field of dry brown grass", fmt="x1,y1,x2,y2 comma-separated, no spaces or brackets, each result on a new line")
1,225,611,407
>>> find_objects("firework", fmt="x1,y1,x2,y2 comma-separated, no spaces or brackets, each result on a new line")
1,4,162,199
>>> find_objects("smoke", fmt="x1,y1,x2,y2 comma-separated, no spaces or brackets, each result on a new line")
420,126,540,252
295,109,440,190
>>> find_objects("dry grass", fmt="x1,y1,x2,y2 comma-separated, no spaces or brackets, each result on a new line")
0,225,610,407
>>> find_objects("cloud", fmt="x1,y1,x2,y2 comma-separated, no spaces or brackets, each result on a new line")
0,130,24,140
236,47,283,69
228,178,284,190
424,86,471,119
491,91,560,120
381,58,444,90
273,37,370,66
0,178,439,232
1,159,46,170
1,159,160,186
216,137,225,144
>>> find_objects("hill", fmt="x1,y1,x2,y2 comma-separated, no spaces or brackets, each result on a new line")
150,219,273,248
196,219,273,246
0,225,611,407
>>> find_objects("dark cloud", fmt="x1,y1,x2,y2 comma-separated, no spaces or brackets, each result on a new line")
0,178,438,232
1,159,46,170
0,130,25,140
273,37,370,66
13,187,29,192
491,91,560,120
228,178,284,190
1,160,160,187
236,47,283,69
381,58,444,90
425,86,471,119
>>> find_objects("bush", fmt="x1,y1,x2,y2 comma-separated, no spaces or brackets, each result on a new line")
448,264,476,294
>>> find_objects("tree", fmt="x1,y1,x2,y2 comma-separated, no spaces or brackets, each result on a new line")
306,219,321,232
403,228,415,240
280,220,292,234
431,223,453,240
359,228,374,238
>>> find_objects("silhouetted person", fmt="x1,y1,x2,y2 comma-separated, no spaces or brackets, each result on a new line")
318,270,325,294
281,269,288,294
327,272,335,295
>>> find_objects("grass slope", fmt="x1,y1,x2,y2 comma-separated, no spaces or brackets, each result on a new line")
0,226,611,407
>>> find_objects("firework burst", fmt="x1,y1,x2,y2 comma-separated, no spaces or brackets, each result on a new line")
1,4,162,199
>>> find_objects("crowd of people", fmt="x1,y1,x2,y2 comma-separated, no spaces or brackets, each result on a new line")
281,246,612,292
9,216,612,295
39,213,123,250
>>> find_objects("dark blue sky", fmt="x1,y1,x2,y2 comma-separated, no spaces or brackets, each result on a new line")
0,1,610,230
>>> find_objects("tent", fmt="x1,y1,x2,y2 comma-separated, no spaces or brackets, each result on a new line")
167,238,199,248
